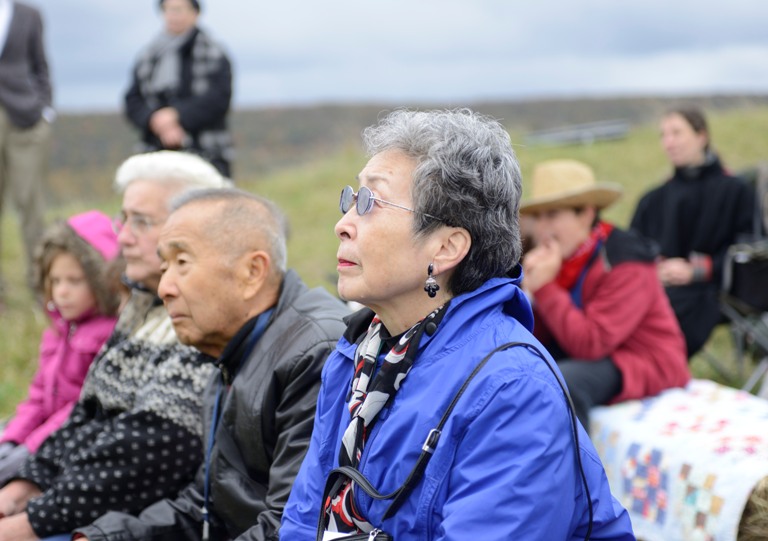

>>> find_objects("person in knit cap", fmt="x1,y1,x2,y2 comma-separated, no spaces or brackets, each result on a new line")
0,210,120,485
521,159,690,431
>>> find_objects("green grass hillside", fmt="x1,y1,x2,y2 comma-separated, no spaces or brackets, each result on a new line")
1,102,766,417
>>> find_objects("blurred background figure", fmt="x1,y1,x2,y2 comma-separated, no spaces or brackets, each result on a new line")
0,211,119,486
521,159,689,430
0,0,53,301
630,107,756,358
124,0,234,178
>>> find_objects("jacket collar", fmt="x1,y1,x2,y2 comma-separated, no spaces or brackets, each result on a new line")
216,315,259,385
122,275,164,306
48,304,102,334
338,267,533,361
212,271,304,383
603,227,659,266
672,152,723,181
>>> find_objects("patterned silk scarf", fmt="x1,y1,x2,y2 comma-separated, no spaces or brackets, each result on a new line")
556,220,613,290
325,306,446,533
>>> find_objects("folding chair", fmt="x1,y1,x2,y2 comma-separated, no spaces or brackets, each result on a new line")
719,162,768,393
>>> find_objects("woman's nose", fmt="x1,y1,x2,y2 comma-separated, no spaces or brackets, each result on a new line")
334,210,356,240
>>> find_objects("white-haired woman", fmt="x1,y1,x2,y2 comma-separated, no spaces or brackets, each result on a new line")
281,110,634,540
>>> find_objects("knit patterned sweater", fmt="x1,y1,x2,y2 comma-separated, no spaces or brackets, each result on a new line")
17,289,214,537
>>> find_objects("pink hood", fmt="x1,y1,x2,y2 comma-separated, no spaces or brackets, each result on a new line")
66,210,119,261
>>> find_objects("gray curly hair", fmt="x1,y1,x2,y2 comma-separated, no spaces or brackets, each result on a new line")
362,108,522,295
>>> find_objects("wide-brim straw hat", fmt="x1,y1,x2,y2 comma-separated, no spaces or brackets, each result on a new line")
520,159,623,214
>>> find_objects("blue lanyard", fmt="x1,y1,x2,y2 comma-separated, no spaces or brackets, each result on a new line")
201,309,273,541
570,239,603,309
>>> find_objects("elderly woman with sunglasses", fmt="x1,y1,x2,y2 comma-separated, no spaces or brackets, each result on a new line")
280,109,634,541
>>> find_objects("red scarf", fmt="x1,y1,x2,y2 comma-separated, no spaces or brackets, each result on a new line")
555,221,613,290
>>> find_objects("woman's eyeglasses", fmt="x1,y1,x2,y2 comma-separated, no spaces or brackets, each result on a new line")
111,212,159,235
339,185,438,220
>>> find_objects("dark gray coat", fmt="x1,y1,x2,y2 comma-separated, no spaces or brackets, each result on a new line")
0,2,52,128
76,270,349,541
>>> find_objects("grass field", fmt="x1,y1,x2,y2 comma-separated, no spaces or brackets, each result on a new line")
0,104,766,417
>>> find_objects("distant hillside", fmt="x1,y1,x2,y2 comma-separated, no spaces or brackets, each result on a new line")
47,93,768,204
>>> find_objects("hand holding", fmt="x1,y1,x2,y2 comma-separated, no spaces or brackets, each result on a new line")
0,481,41,519
0,513,39,541
522,239,563,294
157,124,186,149
149,107,187,147
657,258,694,286
148,107,179,133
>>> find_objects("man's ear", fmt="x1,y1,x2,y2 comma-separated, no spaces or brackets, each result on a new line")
240,250,272,300
431,227,471,275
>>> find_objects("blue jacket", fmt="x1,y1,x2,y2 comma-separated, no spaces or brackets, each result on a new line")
281,276,635,540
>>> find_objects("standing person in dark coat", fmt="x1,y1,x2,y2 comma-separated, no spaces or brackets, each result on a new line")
630,107,755,357
124,0,234,177
0,0,53,296
73,189,348,541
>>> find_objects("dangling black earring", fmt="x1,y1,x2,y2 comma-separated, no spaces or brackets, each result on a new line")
424,263,440,298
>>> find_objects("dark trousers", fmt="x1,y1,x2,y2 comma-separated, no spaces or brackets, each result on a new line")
556,357,622,433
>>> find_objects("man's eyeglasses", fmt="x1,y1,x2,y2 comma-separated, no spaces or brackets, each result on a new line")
339,185,438,220
112,212,159,235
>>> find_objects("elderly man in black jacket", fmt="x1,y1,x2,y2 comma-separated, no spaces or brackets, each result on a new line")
74,189,349,541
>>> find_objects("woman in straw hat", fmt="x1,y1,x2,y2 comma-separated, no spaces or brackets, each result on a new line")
282,111,634,540
630,107,755,358
521,159,689,430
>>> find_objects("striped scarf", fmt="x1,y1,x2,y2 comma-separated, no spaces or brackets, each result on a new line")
325,306,445,533
134,27,233,163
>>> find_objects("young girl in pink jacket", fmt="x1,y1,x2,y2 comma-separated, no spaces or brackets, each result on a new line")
0,210,121,483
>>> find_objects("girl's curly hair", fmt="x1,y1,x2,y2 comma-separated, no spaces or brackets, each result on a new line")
33,220,120,317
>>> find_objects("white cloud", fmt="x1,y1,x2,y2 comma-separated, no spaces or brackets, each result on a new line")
30,0,768,111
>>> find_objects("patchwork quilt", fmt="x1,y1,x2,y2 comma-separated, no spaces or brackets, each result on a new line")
591,379,768,541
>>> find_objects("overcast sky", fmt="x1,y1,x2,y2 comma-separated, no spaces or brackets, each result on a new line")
30,0,768,113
